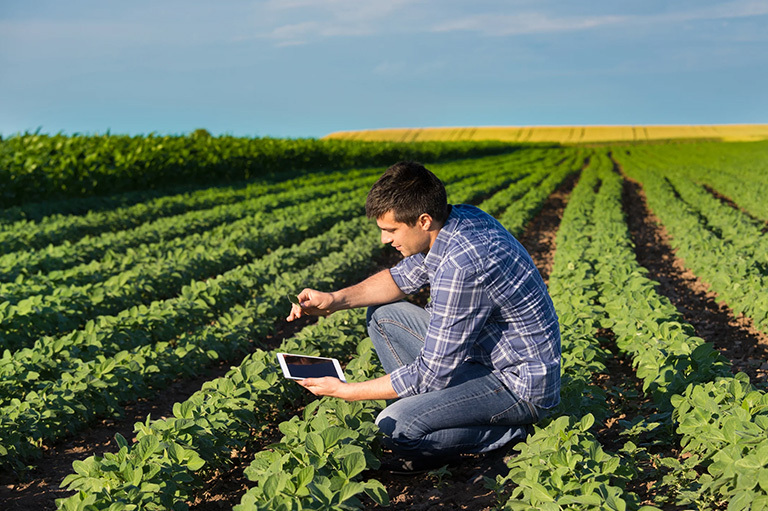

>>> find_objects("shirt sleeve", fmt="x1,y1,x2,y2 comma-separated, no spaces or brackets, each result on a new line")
388,253,429,294
390,264,493,397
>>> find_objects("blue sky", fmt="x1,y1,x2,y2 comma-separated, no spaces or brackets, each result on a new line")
1,0,767,138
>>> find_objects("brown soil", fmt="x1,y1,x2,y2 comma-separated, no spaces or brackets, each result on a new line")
621,172,768,385
0,176,576,511
6,158,767,511
0,315,316,511
517,170,579,284
701,184,768,234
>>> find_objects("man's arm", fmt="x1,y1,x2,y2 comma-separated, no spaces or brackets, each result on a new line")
298,374,398,401
286,269,405,321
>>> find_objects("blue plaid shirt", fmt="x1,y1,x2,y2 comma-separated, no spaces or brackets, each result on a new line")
388,204,561,409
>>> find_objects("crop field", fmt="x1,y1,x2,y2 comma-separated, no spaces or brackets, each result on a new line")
325,124,768,144
1,135,767,511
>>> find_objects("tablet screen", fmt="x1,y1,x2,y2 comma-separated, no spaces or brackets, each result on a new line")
277,353,346,381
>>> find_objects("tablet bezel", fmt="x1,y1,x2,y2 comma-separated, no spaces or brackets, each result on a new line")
276,352,347,382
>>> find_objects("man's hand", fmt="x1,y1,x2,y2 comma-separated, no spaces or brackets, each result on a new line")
298,374,399,401
298,376,347,399
286,288,336,321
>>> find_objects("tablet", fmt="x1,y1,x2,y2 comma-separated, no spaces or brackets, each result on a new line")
276,353,346,382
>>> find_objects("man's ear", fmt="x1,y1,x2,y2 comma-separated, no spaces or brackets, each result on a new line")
418,213,433,231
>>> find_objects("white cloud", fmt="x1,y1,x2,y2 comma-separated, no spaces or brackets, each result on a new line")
430,0,768,37
432,12,626,36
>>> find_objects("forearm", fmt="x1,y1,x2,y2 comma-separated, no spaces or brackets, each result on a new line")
340,374,399,401
330,269,406,311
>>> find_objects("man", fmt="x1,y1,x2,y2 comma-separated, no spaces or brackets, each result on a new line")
286,161,560,472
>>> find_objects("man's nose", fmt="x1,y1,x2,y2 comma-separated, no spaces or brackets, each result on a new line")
381,232,393,244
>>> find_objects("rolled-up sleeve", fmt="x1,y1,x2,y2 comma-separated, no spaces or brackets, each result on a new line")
388,254,429,294
390,264,493,397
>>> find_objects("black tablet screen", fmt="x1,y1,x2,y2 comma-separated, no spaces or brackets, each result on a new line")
284,355,341,379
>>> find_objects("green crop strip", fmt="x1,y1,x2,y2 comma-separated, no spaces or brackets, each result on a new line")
615,149,768,335
0,133,525,206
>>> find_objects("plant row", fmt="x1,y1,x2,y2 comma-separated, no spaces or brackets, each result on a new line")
0,152,552,470
0,190,367,349
0,131,525,206
0,150,534,288
0,175,371,282
0,151,536,351
622,141,768,222
0,219,382,472
0,217,374,412
0,167,372,254
54,309,378,510
497,150,586,236
615,150,768,334
490,153,653,510
0,149,529,252
584,151,768,510
233,342,388,511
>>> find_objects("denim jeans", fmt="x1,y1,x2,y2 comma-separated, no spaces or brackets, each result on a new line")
367,301,540,458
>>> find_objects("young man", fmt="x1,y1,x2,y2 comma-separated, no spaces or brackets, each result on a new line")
286,161,560,471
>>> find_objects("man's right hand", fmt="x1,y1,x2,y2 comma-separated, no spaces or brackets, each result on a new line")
286,288,336,321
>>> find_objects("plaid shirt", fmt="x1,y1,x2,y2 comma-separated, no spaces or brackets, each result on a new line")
388,204,561,409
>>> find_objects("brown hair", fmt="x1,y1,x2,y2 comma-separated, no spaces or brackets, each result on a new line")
365,161,448,225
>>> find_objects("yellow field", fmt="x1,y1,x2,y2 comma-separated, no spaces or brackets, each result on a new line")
324,124,768,144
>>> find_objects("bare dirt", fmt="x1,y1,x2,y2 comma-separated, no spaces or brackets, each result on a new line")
3,161,767,510
621,175,768,385
0,315,316,511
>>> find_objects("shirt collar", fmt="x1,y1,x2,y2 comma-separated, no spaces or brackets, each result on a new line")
423,205,458,271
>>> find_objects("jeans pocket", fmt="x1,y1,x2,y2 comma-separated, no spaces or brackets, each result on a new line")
489,388,538,425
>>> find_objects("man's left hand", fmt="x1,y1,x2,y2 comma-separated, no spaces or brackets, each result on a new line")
298,377,347,399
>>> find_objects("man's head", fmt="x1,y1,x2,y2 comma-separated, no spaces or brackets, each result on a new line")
366,161,449,256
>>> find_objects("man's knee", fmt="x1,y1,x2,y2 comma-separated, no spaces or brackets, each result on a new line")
376,405,425,452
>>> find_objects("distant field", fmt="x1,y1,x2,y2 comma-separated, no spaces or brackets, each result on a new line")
325,124,768,143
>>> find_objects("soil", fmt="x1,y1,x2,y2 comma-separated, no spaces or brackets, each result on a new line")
3,160,768,510
0,315,316,511
621,173,768,385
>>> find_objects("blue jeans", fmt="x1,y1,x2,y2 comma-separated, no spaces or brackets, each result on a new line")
367,301,540,458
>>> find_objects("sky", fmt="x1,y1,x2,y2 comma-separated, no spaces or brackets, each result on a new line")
1,0,767,138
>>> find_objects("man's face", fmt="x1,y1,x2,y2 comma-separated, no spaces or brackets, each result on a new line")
376,210,432,257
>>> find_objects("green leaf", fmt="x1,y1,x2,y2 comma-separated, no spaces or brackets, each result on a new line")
340,452,367,479
321,426,352,450
306,432,324,456
363,480,390,506
337,481,365,503
295,466,315,490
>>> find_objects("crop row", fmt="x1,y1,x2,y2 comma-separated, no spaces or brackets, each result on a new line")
0,177,369,282
622,142,768,222
490,149,767,510
616,150,768,334
54,309,379,510
490,153,652,510
0,186,365,304
0,152,573,472
0,215,374,406
0,150,531,253
0,150,554,355
0,150,538,288
575,152,768,509
0,218,382,472
0,191,366,349
0,169,370,254
233,342,388,510
0,131,522,206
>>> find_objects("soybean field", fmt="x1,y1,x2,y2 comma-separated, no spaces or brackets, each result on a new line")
1,135,768,511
